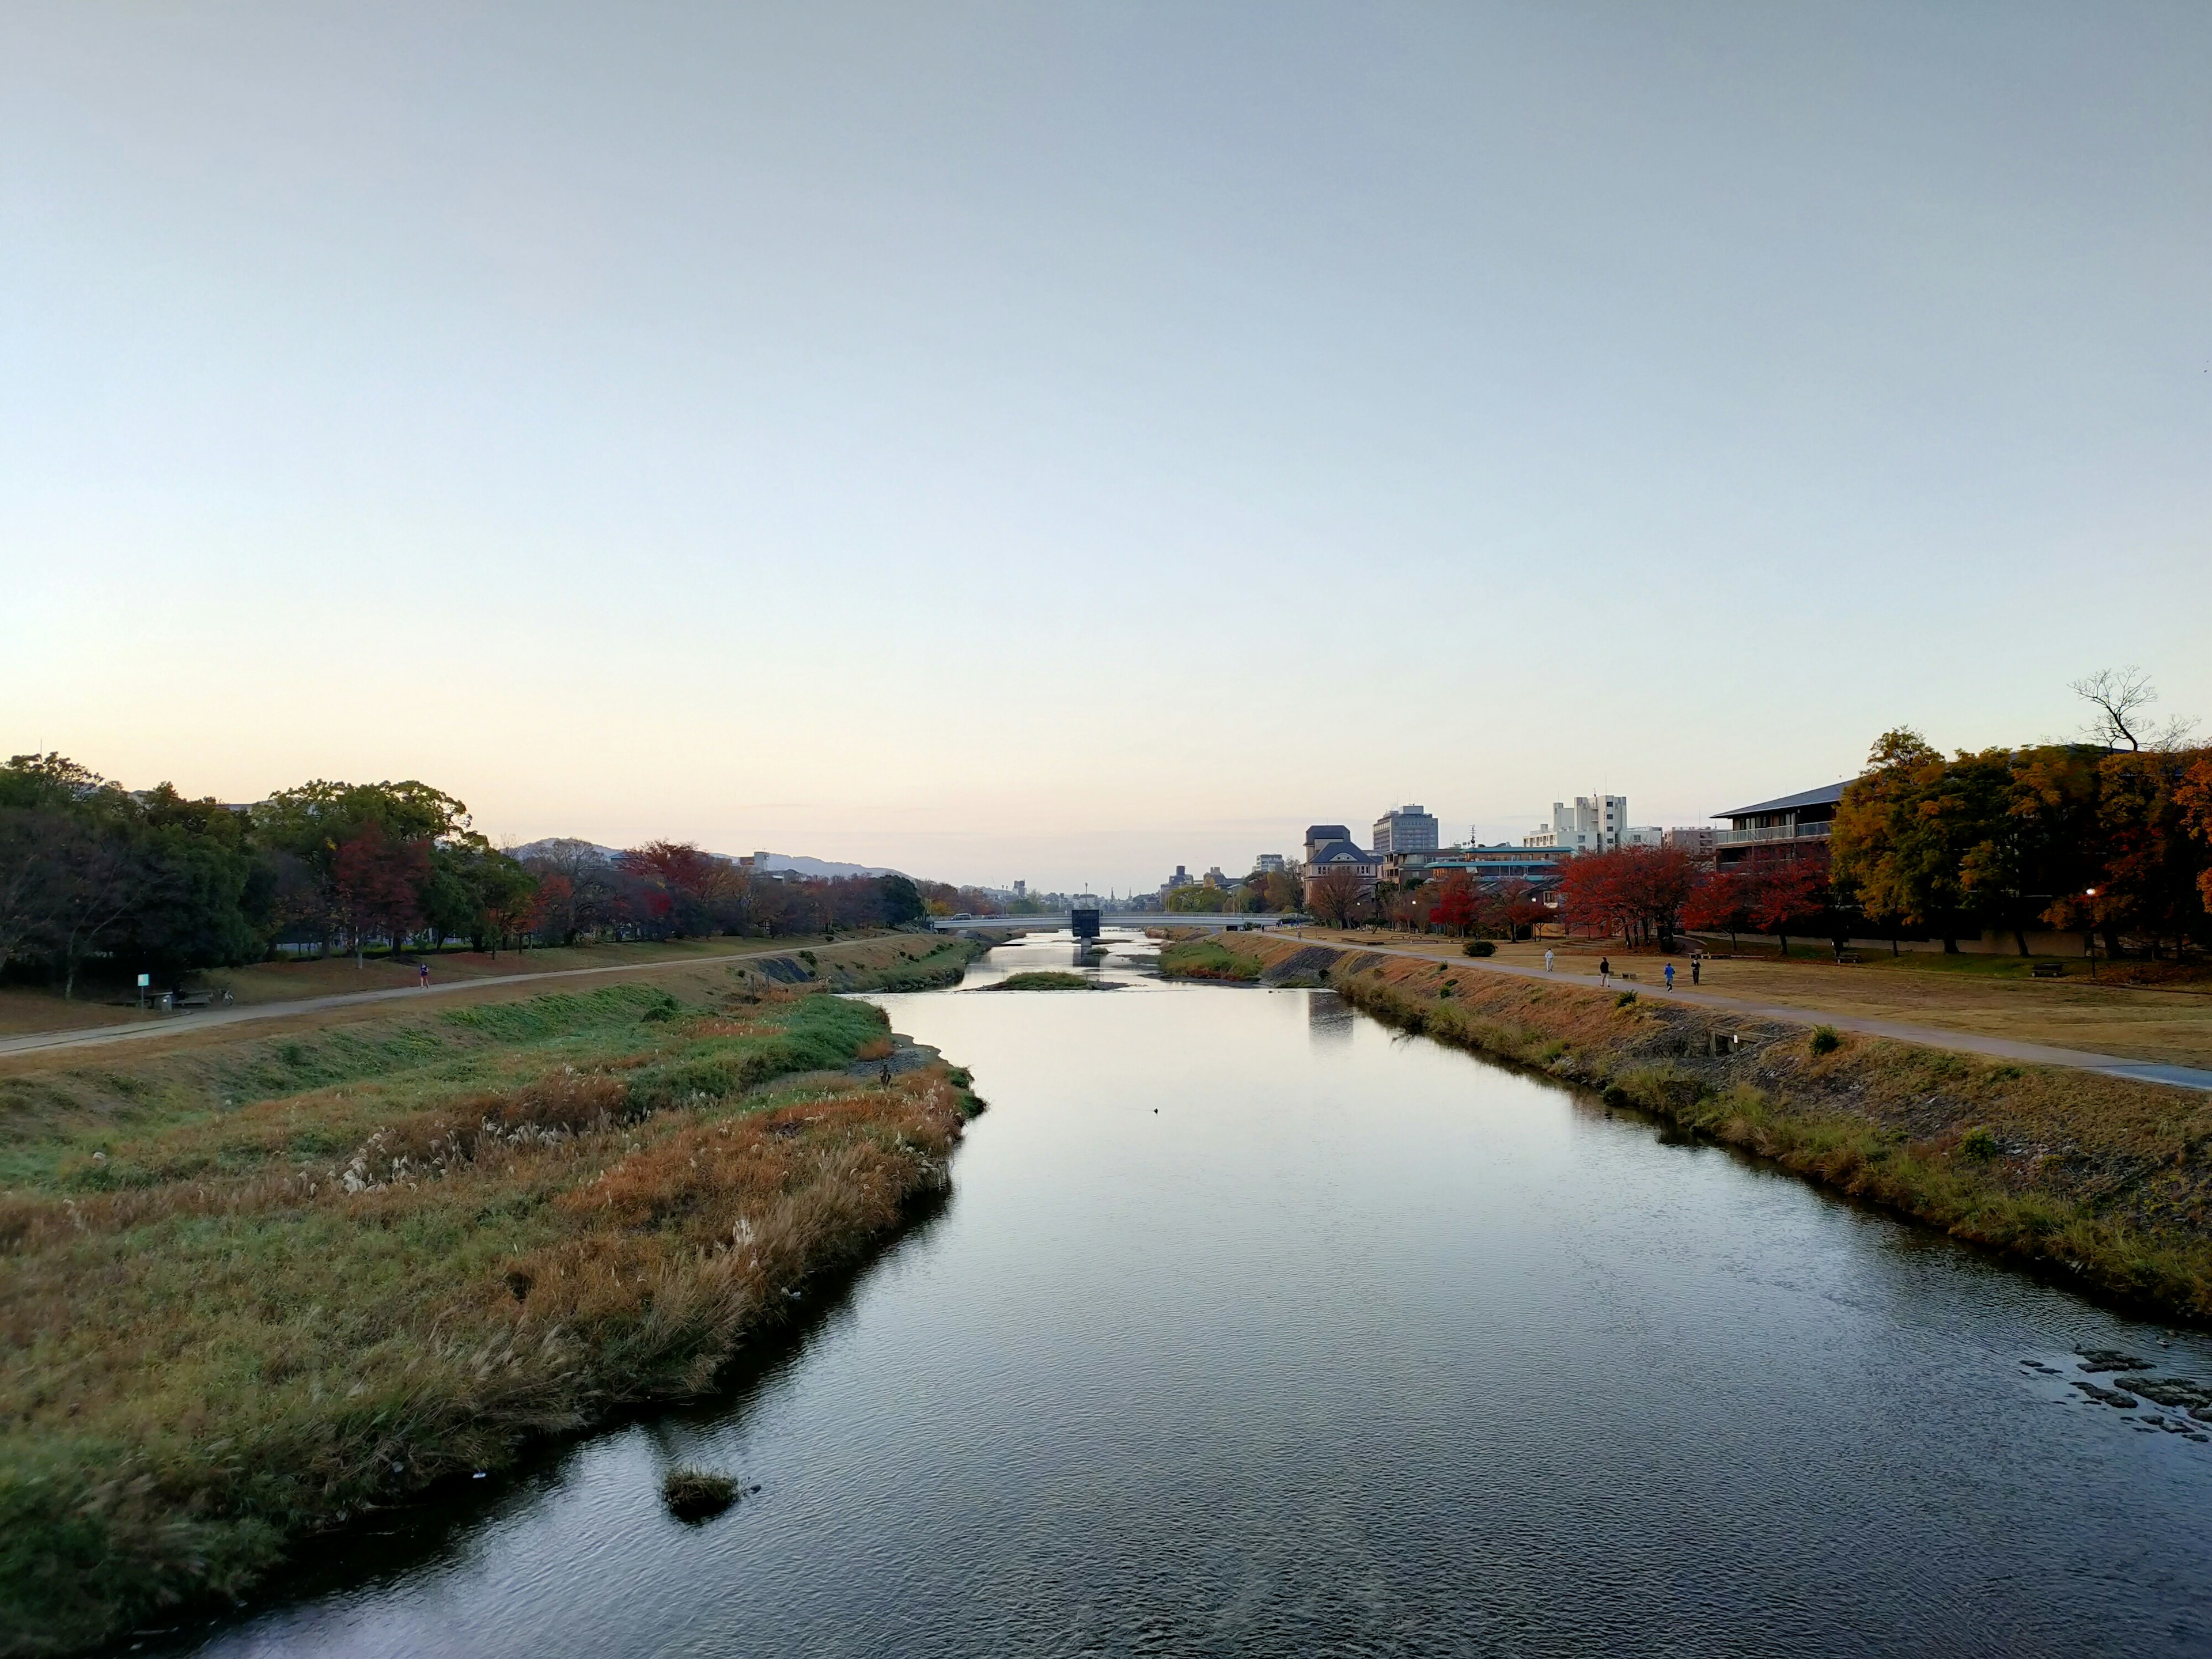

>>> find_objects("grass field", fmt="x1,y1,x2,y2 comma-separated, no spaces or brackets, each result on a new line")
1276,928,2212,1070
0,933,921,1038
0,941,983,1656
1165,933,2212,1325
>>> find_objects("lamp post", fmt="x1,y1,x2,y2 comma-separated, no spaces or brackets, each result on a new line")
2084,887,2099,979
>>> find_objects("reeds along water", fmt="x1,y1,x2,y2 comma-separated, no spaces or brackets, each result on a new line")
0,985,978,1656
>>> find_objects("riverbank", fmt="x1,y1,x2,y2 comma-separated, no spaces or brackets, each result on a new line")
1160,934,2212,1323
0,940,987,1656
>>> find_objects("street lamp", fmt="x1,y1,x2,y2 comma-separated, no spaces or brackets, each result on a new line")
2084,887,2099,979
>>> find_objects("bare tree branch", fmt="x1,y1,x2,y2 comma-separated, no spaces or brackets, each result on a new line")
2072,666,2154,751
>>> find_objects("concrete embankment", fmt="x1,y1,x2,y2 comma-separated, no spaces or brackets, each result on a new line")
1159,934,2212,1323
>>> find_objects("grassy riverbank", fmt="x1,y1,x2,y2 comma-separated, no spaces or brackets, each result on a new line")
1160,935,2212,1322
0,940,986,1655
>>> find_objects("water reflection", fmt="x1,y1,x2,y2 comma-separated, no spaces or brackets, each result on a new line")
1305,988,1354,1045
170,940,2212,1659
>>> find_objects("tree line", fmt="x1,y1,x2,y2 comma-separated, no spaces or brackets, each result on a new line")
0,755,973,997
1299,679,2212,960
1566,724,2212,958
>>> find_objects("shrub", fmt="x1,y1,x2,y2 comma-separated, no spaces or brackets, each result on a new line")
662,1467,739,1522
1960,1126,1999,1160
1615,990,1638,1007
1463,940,1495,957
1809,1025,1841,1056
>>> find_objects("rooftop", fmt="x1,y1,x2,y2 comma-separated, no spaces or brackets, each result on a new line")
1715,779,1850,819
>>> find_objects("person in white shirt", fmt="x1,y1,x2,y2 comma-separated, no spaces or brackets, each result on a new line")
1544,949,1555,972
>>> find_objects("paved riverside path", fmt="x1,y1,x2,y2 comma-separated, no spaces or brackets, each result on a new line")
1270,931,2212,1093
0,946,815,1060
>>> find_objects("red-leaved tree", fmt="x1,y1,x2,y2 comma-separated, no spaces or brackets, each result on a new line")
1427,870,1479,936
332,823,430,967
1747,854,1830,959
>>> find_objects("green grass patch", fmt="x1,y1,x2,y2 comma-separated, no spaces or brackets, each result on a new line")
1155,939,1263,983
995,971,1094,991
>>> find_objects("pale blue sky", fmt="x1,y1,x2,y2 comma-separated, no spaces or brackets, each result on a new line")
4,3,2206,889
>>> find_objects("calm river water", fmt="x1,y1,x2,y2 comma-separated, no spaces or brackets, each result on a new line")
174,931,2212,1657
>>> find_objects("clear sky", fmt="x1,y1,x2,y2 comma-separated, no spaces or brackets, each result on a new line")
5,3,2207,892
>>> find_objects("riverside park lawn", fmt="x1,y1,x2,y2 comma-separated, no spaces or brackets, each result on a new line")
1277,929,2212,1072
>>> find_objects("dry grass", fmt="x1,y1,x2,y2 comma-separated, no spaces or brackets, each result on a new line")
1169,933,2212,1321
0,979,979,1656
1272,927,2212,1069
661,1466,739,1522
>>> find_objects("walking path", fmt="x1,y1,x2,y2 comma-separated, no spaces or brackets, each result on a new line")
1276,931,2212,1092
0,948,785,1060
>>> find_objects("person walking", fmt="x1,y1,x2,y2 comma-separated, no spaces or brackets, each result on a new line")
1599,956,1611,988
418,960,431,988
1664,961,1675,991
1544,948,1555,973
1691,957,1701,987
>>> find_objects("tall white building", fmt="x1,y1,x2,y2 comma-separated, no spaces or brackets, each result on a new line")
1372,804,1440,857
1524,796,1628,852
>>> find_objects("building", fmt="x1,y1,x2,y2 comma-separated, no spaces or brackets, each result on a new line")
1304,824,1352,865
1372,804,1440,858
1255,853,1286,874
1301,838,1381,907
1524,796,1627,853
1661,827,1717,858
1426,845,1569,885
1713,781,1846,872
1381,848,1439,886
1012,880,1027,898
1166,864,1193,889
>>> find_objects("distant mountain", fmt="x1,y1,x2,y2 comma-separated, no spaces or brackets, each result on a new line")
508,839,902,880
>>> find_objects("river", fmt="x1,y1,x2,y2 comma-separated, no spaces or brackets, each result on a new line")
171,930,2212,1657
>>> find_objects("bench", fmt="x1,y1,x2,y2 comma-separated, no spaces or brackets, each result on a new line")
172,990,234,1011
2029,963,2067,979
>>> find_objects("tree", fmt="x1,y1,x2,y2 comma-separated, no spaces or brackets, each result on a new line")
2073,667,2196,753
1830,729,1995,952
0,809,65,976
876,873,927,927
620,841,735,937
1748,854,1829,959
2077,748,2209,961
1427,870,1479,936
332,824,430,966
40,817,145,999
1166,882,1229,914
1309,866,1367,929
1489,879,1551,944
2180,756,2212,915
1557,848,1693,947
1682,868,1752,953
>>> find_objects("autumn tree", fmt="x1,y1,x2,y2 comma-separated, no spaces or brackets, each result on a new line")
1309,866,1368,929
620,841,735,937
1681,868,1752,953
1426,870,1478,935
1747,853,1830,959
332,824,431,966
1829,729,1998,952
2180,756,2212,915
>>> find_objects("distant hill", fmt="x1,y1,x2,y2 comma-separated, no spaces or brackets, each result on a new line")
509,839,902,880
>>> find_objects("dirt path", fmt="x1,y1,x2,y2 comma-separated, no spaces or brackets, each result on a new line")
1270,930,2212,1092
0,942,857,1059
